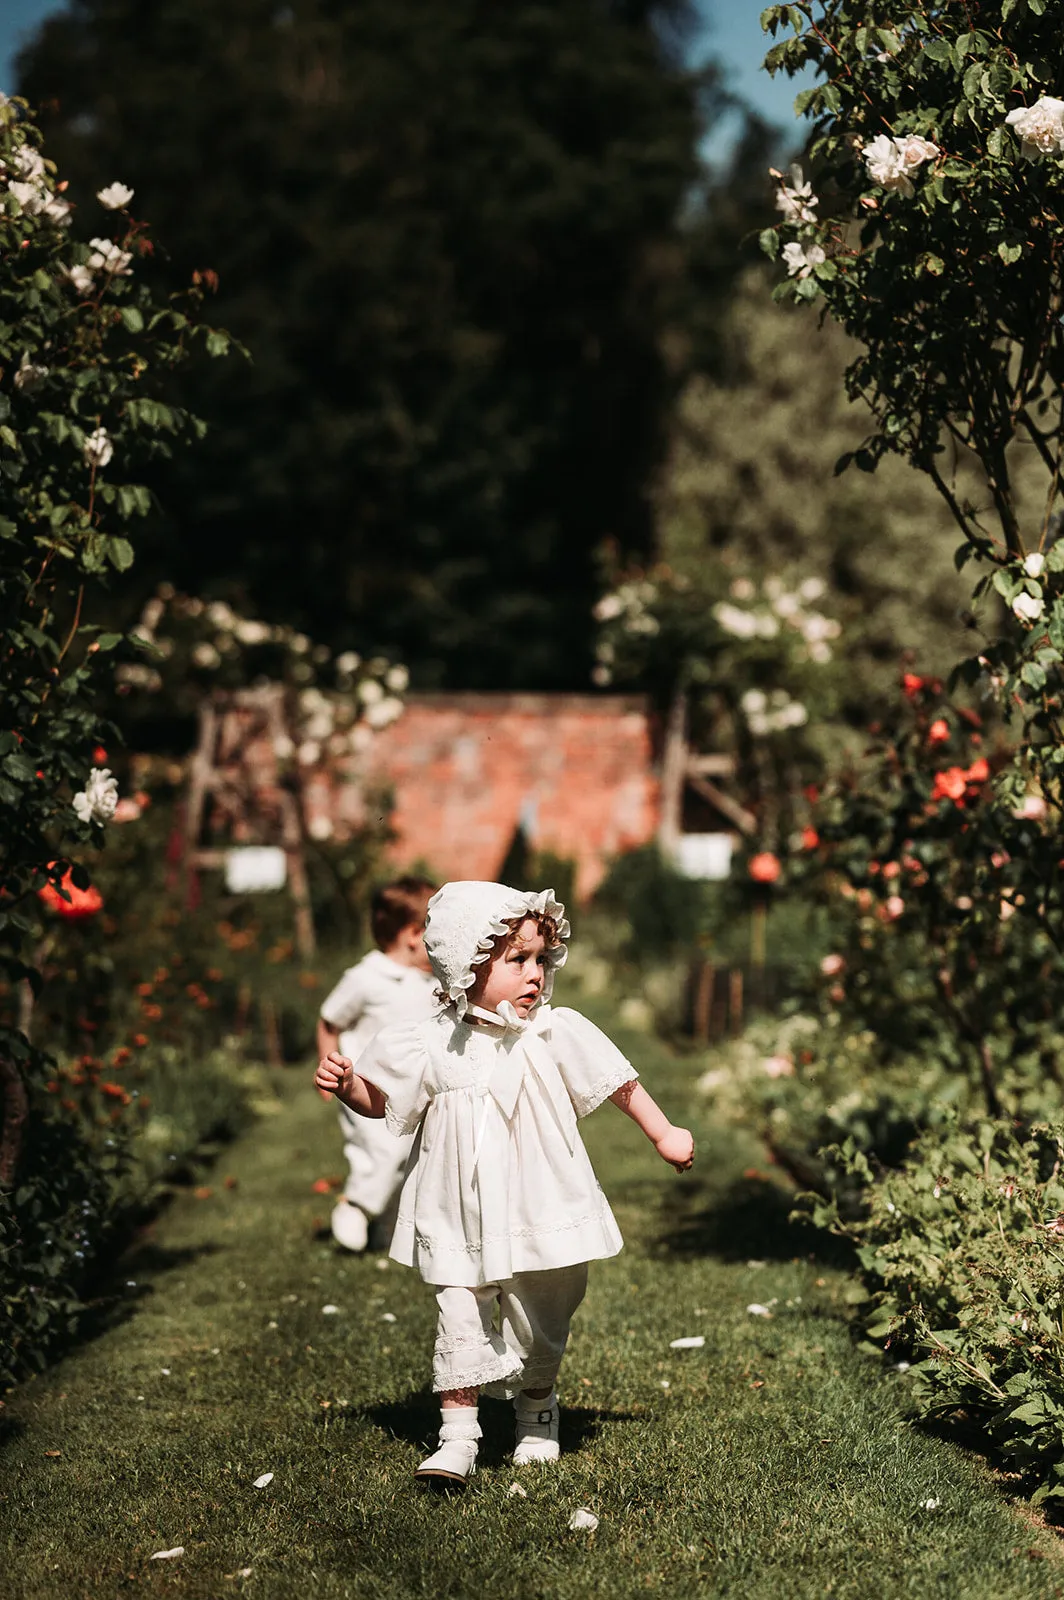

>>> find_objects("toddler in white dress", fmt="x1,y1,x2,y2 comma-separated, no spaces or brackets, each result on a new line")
316,877,437,1251
315,879,694,1484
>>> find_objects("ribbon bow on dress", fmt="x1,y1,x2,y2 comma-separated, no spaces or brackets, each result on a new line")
465,1003,578,1170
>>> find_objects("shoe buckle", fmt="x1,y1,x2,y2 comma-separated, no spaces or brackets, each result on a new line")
538,1409,553,1425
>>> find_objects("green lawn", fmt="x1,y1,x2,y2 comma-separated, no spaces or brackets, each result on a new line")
2,1022,1061,1599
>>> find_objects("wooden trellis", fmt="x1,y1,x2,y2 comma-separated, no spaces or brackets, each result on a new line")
657,690,756,856
184,685,315,959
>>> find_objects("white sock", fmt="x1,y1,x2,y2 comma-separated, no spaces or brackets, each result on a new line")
439,1404,481,1444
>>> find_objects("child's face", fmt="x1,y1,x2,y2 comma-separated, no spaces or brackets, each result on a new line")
472,916,547,1019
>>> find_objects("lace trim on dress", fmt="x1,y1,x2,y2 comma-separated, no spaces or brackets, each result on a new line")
569,1064,639,1120
413,1208,612,1254
383,1102,416,1139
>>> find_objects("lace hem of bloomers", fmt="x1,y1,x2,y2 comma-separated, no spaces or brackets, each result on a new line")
432,1354,524,1390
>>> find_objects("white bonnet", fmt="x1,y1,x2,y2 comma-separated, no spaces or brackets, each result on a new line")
424,880,570,1019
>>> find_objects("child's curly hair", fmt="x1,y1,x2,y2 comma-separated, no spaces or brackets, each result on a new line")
500,910,562,950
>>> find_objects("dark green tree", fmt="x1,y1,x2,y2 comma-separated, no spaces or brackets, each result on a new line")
19,0,738,689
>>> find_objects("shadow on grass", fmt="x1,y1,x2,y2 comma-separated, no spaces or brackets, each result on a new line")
69,1234,226,1353
340,1390,636,1467
655,1170,853,1269
0,1411,25,1454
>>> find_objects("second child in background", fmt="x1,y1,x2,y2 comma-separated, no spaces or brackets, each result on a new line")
317,876,437,1252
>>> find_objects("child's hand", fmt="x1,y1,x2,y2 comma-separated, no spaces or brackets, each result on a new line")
654,1124,694,1173
315,1050,354,1102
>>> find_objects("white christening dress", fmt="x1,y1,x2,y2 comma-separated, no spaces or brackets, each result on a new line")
354,1001,637,1287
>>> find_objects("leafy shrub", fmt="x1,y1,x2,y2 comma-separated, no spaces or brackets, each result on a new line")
792,674,1064,1117
1,1041,260,1387
808,1118,1064,1510
594,843,711,957
0,99,230,1381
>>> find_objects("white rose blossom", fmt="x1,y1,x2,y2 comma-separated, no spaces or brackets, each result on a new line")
42,195,72,226
1005,97,1064,160
593,593,625,622
775,165,819,225
7,180,47,215
364,695,404,730
13,144,45,182
61,263,95,296
1023,551,1045,579
384,663,409,693
83,427,114,470
73,767,119,826
87,236,133,276
1013,590,1045,624
863,132,939,197
13,353,49,394
782,241,826,280
97,182,134,210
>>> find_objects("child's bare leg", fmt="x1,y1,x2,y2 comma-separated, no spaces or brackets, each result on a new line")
440,1387,479,1409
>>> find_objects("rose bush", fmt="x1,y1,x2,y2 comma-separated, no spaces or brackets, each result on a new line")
760,3,1064,806
0,97,233,1378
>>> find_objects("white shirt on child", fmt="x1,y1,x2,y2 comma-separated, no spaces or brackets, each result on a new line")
354,1002,637,1287
319,949,437,1061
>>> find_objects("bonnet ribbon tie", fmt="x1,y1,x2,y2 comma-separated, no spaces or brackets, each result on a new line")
466,1006,577,1171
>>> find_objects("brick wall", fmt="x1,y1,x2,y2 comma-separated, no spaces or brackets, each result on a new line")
304,692,660,898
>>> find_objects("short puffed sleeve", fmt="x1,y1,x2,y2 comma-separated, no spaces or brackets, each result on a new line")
354,1021,432,1137
543,1006,638,1119
319,964,371,1031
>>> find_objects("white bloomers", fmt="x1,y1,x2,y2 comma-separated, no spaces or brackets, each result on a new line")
432,1264,588,1397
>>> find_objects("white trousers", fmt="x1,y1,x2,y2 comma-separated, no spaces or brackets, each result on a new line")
432,1263,588,1398
338,1104,413,1220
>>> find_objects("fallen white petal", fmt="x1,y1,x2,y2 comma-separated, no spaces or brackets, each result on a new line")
253,1472,274,1488
375,1259,389,1270
659,1379,671,1389
508,1482,528,1498
746,1304,773,1317
920,1496,941,1511
149,1548,185,1561
380,1312,397,1323
160,1368,171,1375
746,1259,766,1269
568,1507,599,1531
321,1305,340,1315
669,1335,705,1349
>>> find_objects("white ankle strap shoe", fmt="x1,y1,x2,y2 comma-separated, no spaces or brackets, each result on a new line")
414,1437,478,1484
513,1398,560,1465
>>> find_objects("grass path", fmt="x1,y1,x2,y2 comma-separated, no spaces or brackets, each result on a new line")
2,1021,1062,1599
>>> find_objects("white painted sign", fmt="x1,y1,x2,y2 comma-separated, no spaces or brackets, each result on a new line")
224,845,288,894
674,832,733,881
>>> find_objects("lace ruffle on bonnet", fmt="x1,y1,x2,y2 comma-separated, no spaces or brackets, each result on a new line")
424,880,570,1019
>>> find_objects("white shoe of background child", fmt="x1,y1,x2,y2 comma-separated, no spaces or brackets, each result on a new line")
513,1392,560,1464
330,1200,369,1252
415,1408,480,1485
